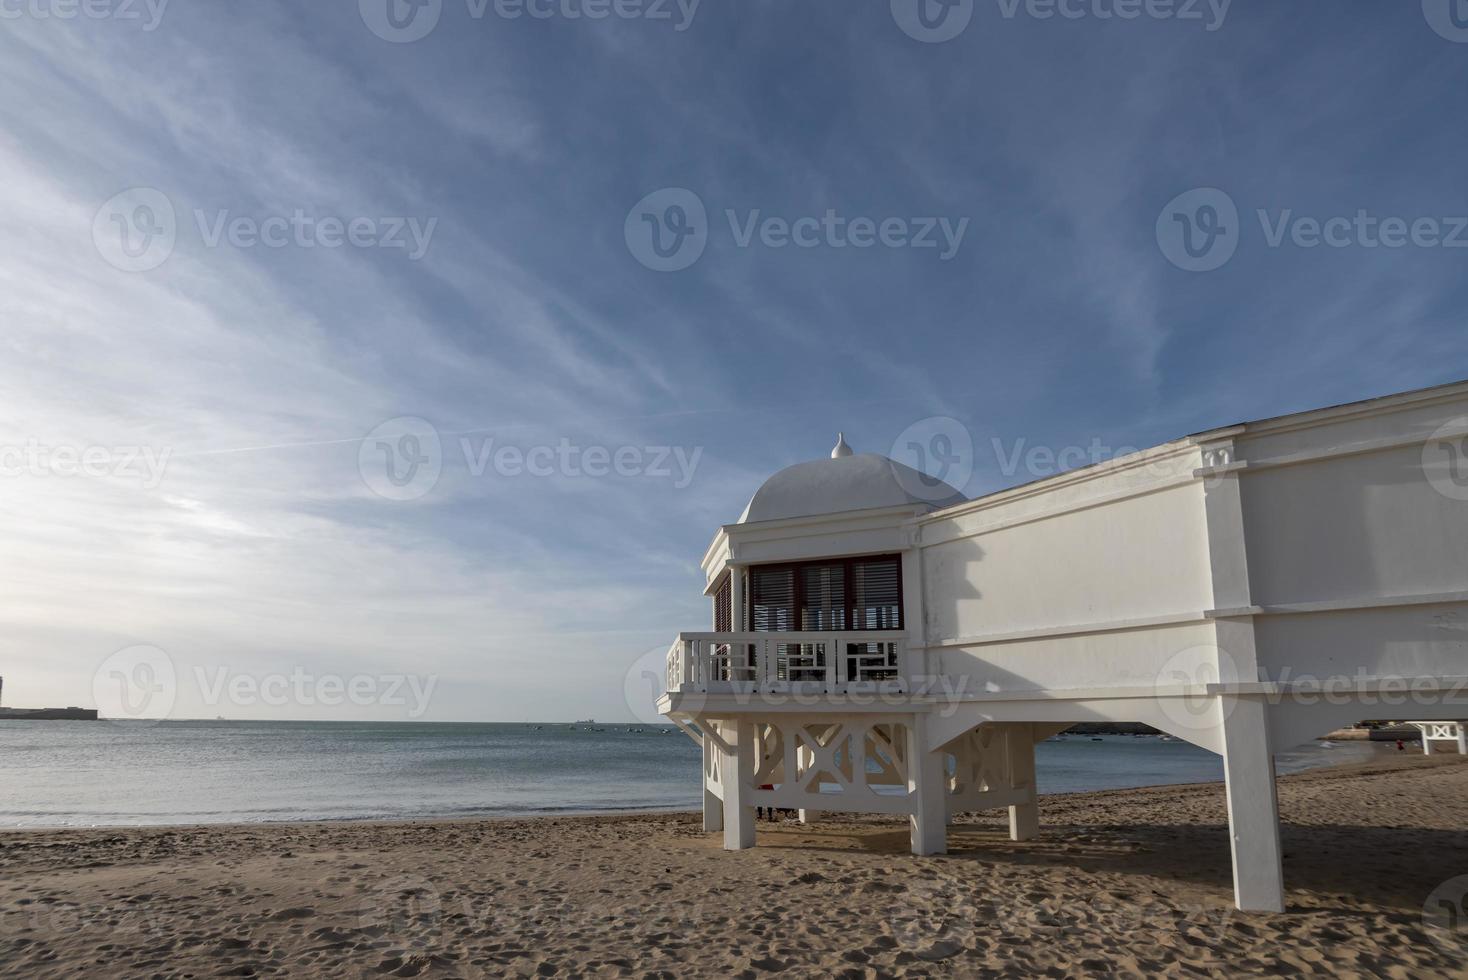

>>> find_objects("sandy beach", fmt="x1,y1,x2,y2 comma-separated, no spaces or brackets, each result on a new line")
3,754,1466,978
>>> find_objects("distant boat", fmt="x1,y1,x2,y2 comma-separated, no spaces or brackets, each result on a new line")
575,719,595,725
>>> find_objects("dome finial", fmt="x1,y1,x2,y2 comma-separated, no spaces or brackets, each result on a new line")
831,432,853,458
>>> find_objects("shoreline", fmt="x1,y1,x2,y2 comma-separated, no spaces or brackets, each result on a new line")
0,745,1434,838
0,733,1398,834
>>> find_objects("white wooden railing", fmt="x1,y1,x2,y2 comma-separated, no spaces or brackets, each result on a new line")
666,631,909,695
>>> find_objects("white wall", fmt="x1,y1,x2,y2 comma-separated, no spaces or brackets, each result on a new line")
1237,397,1468,683
922,481,1211,643
917,446,1217,694
917,383,1468,698
1240,443,1468,607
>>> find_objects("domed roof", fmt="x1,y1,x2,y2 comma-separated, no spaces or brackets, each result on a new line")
738,443,967,524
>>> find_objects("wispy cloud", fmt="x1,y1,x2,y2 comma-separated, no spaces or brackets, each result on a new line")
1,2,1466,719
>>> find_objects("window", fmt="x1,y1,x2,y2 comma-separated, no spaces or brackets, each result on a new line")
851,556,902,630
800,563,846,630
713,574,731,633
742,555,903,632
750,565,796,632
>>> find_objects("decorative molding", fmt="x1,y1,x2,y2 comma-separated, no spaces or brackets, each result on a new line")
1202,379,1468,442
1209,589,1468,619
1199,445,1236,469
919,589,1468,649
923,611,1213,649
922,442,1202,527
1228,425,1468,477
918,472,1202,548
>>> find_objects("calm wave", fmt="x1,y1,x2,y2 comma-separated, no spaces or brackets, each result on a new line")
0,720,1395,828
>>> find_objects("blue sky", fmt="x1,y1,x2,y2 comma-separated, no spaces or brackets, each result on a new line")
2,0,1466,721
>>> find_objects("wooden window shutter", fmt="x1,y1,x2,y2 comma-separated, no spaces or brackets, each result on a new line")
799,563,847,630
851,556,902,630
749,565,795,632
714,575,732,633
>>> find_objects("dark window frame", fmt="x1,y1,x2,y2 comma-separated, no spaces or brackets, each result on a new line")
742,554,904,633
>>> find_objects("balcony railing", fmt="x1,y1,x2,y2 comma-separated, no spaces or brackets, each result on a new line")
665,631,909,696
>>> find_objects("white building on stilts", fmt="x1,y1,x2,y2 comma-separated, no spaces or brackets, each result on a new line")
659,380,1468,912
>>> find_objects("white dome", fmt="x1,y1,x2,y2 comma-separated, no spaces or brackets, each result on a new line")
738,452,966,524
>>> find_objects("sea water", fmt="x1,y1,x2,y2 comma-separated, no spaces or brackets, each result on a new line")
0,720,1395,828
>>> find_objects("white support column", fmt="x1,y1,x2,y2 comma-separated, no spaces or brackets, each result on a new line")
1458,723,1466,755
900,543,926,682
1220,696,1285,912
722,719,756,850
702,727,723,834
1198,438,1265,690
794,739,820,823
906,714,946,856
1424,727,1436,756
1005,723,1040,842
